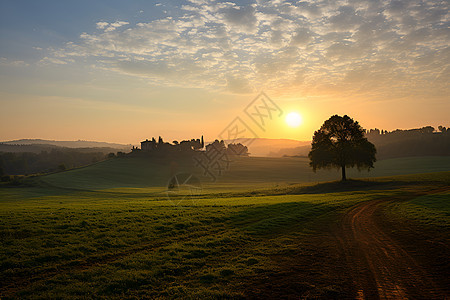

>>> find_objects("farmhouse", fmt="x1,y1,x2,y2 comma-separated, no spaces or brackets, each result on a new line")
141,139,157,151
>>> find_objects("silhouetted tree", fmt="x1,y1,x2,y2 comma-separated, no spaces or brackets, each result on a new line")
206,140,226,153
201,135,204,148
309,115,376,181
421,126,434,134
227,143,249,156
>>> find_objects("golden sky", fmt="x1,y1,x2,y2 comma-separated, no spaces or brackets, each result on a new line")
0,0,449,144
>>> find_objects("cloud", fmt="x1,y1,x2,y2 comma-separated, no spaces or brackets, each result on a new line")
0,57,29,67
38,56,74,65
329,6,362,31
290,28,313,46
226,75,254,93
40,0,449,97
96,21,129,32
295,2,322,18
114,60,172,77
96,22,109,29
221,4,257,31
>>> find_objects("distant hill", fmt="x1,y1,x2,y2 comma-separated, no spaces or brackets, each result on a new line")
0,139,134,174
2,139,131,151
268,145,311,157
0,143,129,155
223,138,310,157
0,143,60,154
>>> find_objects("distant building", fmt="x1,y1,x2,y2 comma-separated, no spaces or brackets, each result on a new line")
141,139,157,151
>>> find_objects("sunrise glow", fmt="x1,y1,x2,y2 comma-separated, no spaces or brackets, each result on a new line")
286,112,302,128
0,1,448,143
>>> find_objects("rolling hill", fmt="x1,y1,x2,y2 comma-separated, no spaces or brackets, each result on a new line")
223,138,310,157
41,155,450,191
2,139,131,150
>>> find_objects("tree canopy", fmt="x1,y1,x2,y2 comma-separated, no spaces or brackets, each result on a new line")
308,115,376,181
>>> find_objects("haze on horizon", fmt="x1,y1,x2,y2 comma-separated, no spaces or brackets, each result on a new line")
0,0,448,145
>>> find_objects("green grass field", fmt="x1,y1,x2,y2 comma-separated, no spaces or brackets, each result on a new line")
1,156,449,298
40,155,450,191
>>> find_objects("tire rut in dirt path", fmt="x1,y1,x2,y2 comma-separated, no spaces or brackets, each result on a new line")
339,196,448,299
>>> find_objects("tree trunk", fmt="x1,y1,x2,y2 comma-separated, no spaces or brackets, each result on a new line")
341,165,347,181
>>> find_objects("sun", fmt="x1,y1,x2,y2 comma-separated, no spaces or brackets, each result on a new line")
285,112,302,128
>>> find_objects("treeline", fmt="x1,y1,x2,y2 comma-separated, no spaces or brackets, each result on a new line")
0,149,111,176
269,125,450,159
206,140,249,156
0,143,124,154
365,126,450,159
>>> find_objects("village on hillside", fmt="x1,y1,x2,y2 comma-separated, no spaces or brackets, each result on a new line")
131,136,249,156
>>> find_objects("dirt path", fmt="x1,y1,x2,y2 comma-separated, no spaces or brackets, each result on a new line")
339,197,448,299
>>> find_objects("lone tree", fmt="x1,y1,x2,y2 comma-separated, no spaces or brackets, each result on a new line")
308,115,376,181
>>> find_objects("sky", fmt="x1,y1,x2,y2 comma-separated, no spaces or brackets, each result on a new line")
0,0,449,144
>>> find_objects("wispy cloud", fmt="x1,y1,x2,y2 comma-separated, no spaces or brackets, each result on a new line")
42,0,449,97
0,57,29,67
96,21,129,32
38,56,74,65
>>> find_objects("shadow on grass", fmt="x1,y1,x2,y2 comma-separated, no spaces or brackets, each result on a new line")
217,179,427,199
287,179,424,195
230,201,333,236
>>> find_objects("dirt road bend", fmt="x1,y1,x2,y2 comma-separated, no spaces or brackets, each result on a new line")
339,198,448,299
